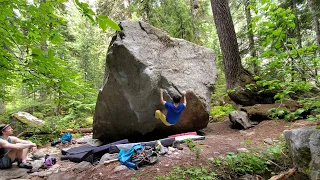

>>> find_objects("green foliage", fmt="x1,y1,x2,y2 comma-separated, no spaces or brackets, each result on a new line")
210,69,227,106
23,122,59,146
60,100,95,127
241,139,252,145
210,104,234,122
6,100,55,116
0,0,111,144
2,97,94,145
184,139,201,160
0,0,105,110
154,165,216,180
299,97,320,113
75,0,120,31
156,140,289,180
64,1,111,90
267,97,320,121
0,0,65,100
268,107,306,121
224,152,270,174
247,0,320,85
209,139,288,178
251,77,312,101
267,141,286,160
298,98,320,121
130,0,215,46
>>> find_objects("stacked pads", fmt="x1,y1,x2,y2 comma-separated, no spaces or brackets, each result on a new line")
61,133,205,169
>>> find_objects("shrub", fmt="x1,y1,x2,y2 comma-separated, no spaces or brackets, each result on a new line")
210,104,234,122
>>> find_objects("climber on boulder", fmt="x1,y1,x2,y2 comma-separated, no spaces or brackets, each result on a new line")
155,89,187,126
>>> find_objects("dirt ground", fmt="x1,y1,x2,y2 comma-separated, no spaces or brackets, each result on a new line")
21,119,317,180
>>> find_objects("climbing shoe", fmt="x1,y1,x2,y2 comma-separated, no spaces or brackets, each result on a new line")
18,162,33,169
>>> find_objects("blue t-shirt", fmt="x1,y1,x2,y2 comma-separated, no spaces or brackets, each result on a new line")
165,102,185,125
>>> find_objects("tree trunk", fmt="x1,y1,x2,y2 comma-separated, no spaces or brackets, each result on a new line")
291,0,303,49
123,0,130,8
292,0,306,81
39,90,47,100
190,0,199,43
210,0,275,106
243,0,258,75
57,91,62,115
210,0,245,90
123,0,132,18
144,0,151,22
308,0,320,75
174,0,185,39
310,0,320,54
0,99,6,117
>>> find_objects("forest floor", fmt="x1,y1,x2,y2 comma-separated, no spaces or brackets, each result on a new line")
2,119,317,180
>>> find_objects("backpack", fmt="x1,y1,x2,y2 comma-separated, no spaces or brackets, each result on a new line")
118,144,159,169
132,146,159,168
61,133,72,142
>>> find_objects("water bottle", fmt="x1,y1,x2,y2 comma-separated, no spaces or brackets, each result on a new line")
124,161,137,170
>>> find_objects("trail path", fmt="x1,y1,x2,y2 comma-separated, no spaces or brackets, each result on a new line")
1,120,316,180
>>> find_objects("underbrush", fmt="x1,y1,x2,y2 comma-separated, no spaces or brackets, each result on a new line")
1,99,95,145
154,138,292,180
210,104,234,122
154,166,216,180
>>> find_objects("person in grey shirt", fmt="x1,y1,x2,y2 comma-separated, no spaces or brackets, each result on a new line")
0,124,37,169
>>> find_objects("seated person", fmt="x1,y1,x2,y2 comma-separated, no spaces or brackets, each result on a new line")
0,124,37,169
155,89,187,126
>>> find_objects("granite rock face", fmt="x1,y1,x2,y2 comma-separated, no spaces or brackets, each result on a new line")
93,21,217,142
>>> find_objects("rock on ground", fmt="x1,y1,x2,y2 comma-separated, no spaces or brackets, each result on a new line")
284,126,320,178
229,111,256,129
9,111,44,135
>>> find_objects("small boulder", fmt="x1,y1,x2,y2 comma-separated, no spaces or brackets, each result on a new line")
31,159,45,170
168,147,176,152
31,150,45,160
113,165,127,172
237,148,249,153
9,111,45,136
73,161,92,173
229,111,255,129
264,138,273,145
100,153,118,164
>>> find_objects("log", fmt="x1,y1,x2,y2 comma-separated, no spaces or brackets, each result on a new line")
17,131,51,138
60,128,92,134
269,168,297,180
17,131,27,138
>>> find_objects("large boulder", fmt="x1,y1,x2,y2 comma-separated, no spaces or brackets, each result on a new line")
309,131,320,180
9,111,45,136
93,21,217,142
284,126,320,179
284,126,315,170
